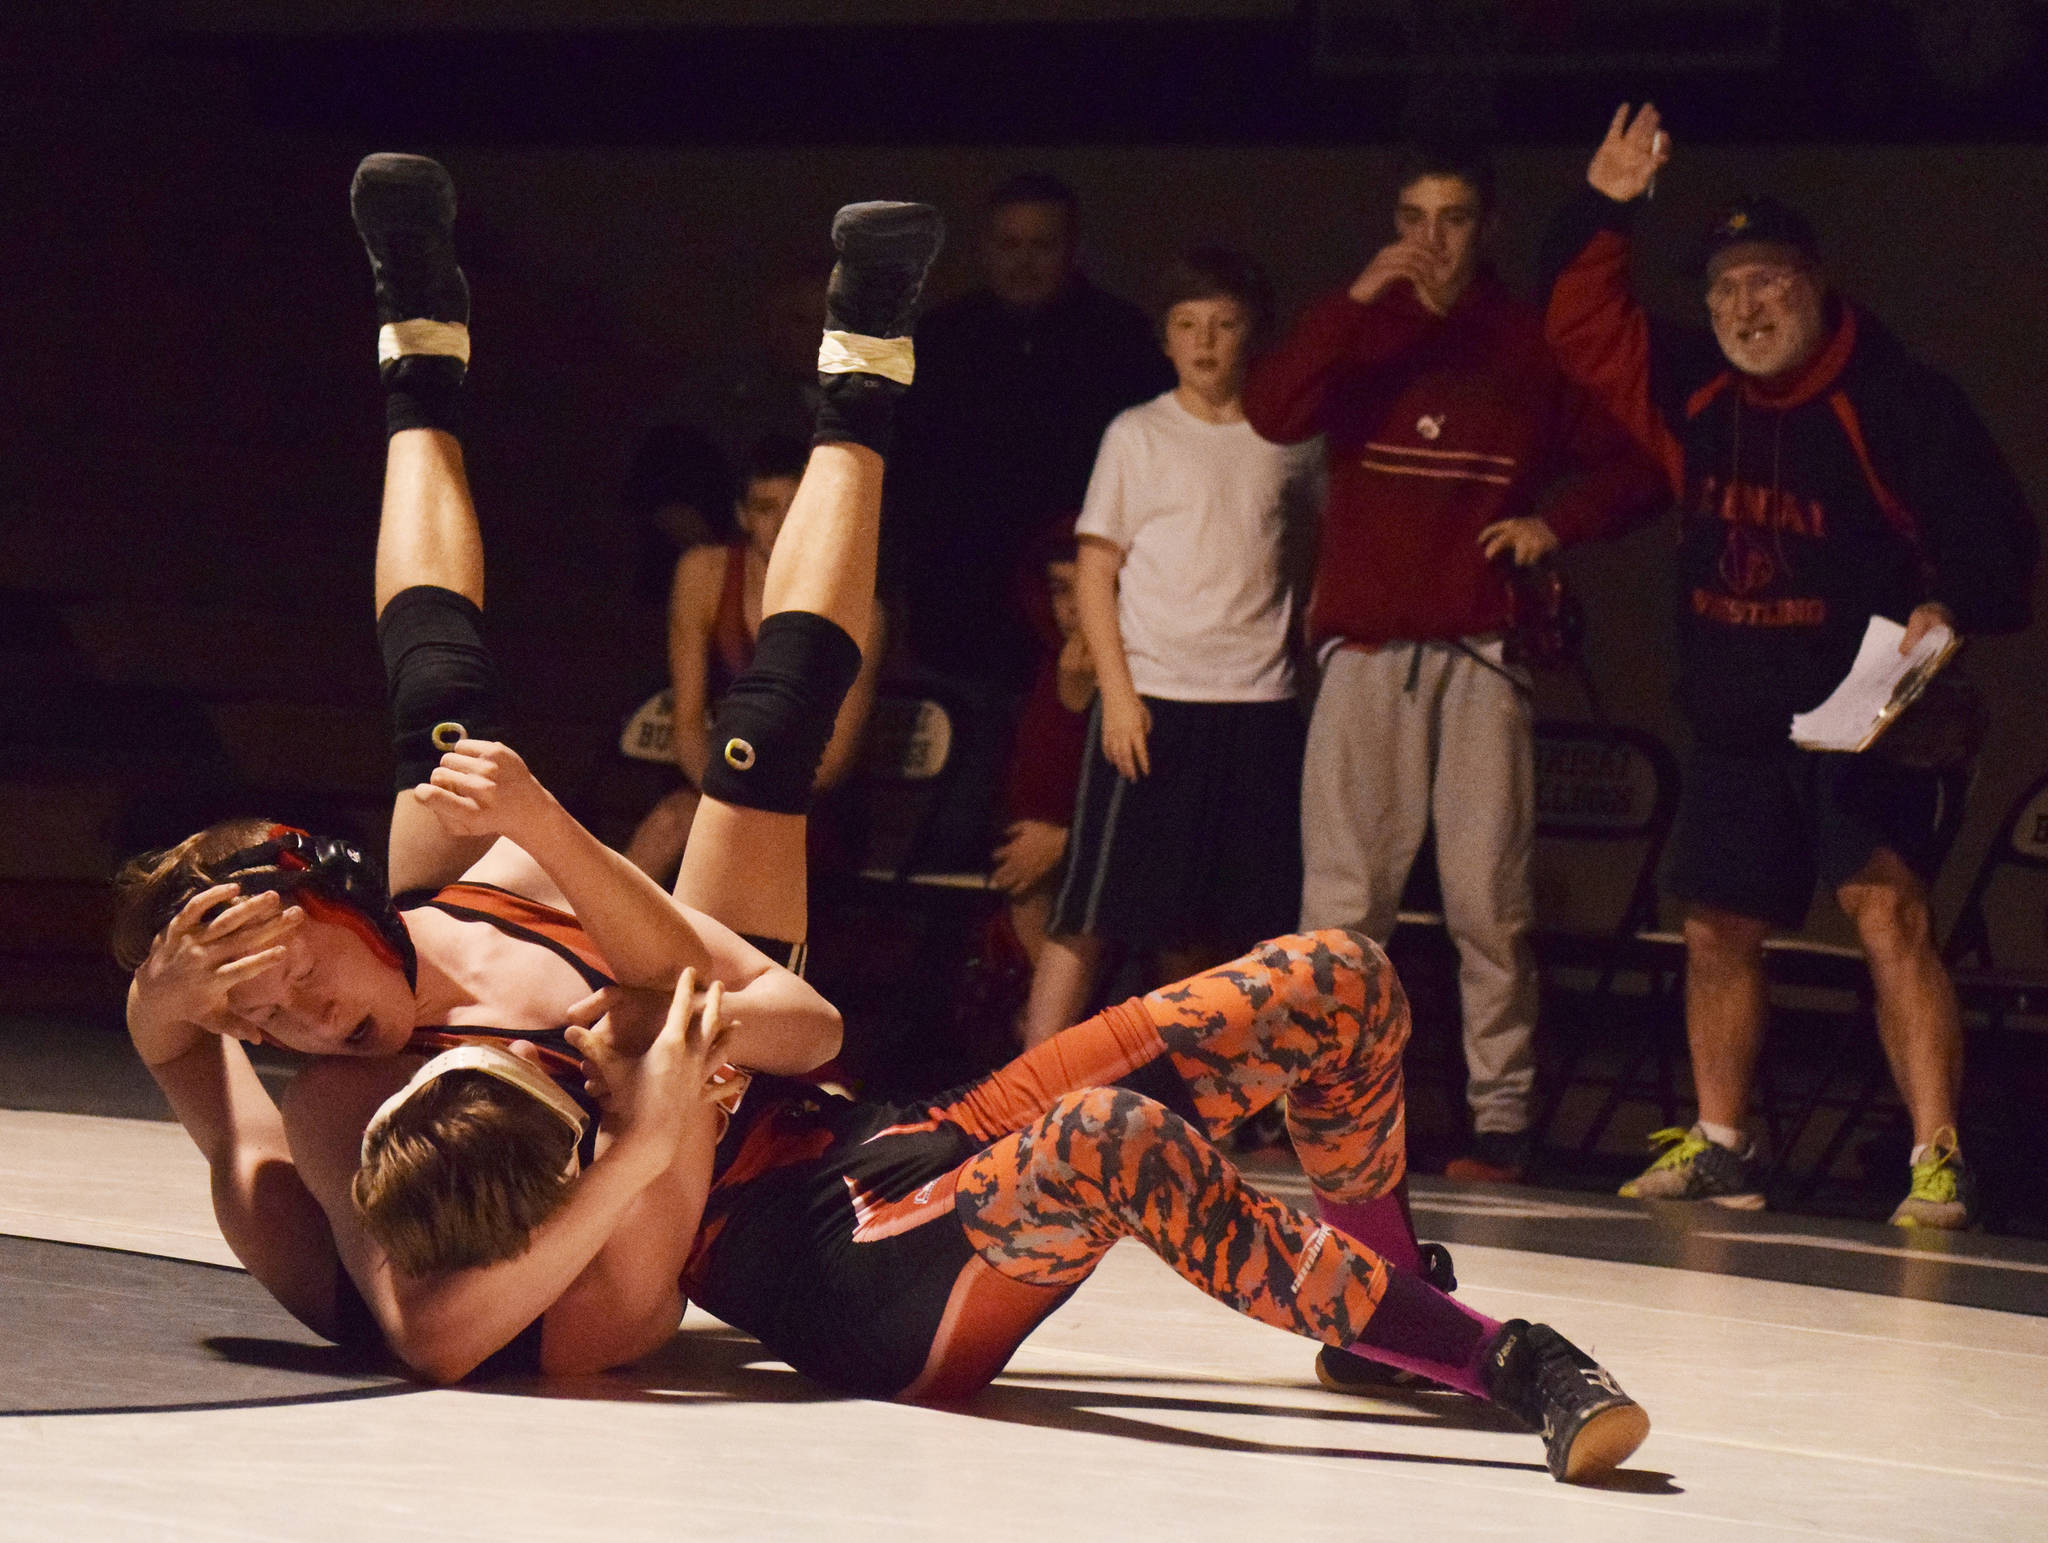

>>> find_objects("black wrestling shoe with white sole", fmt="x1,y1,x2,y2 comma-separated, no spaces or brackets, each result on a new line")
1313,1243,1461,1395
350,153,469,391
1484,1319,1650,1483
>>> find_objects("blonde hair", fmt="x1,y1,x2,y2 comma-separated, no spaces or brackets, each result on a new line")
352,1071,578,1276
110,817,284,970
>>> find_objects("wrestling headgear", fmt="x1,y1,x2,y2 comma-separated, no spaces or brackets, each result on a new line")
361,1042,588,1170
203,824,418,988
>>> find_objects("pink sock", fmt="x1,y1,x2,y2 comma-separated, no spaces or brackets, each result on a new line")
1342,1267,1503,1401
1314,1187,1423,1274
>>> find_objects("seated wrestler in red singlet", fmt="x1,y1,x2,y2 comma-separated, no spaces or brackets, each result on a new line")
112,157,933,1381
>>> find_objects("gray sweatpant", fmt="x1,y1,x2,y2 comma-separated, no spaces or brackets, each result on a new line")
1298,639,1537,1134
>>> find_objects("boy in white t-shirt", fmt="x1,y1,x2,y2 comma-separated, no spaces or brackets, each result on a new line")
1020,247,1324,1044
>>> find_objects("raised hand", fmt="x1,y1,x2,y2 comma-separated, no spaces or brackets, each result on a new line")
413,738,554,843
1348,240,1454,314
1587,103,1671,204
127,884,304,1058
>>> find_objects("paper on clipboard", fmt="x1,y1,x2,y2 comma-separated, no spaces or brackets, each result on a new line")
1790,614,1959,752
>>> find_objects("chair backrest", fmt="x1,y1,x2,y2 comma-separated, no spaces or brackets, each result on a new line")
1531,721,1681,939
618,688,675,764
849,692,957,881
856,695,955,785
1944,769,2048,971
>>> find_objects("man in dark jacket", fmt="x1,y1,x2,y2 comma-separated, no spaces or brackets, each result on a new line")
1246,145,1669,1187
1545,103,2038,1227
887,173,1173,697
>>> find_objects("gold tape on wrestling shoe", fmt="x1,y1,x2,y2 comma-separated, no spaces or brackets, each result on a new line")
817,330,914,385
378,319,472,366
431,721,467,752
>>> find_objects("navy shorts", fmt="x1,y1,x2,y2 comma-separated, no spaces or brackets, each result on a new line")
1662,745,1948,929
1049,696,1304,952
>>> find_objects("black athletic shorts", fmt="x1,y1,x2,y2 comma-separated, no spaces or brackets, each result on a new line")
1049,696,1304,952
1662,744,1948,929
682,1079,982,1398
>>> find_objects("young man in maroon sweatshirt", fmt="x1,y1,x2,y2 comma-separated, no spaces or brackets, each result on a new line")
1245,146,1668,1183
1544,106,2037,1227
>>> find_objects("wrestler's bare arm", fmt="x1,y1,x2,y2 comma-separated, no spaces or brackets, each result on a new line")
129,1033,338,1335
284,979,729,1383
122,885,345,1329
146,1041,343,1334
419,740,842,1073
665,543,726,788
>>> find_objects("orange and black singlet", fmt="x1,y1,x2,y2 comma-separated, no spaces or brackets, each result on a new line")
393,881,754,1143
395,881,621,1152
400,881,617,998
327,884,626,1374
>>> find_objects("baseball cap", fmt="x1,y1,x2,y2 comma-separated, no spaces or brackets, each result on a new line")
1702,197,1819,276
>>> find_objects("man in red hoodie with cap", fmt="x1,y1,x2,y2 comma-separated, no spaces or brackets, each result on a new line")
1543,106,2037,1227
1245,144,1668,1184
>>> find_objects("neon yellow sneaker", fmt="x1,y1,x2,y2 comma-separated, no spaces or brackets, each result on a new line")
1890,1127,1974,1230
1618,1125,1764,1208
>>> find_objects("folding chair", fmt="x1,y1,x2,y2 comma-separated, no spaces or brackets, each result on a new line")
1937,770,2048,1229
850,680,998,888
1521,721,1683,1153
1940,766,2048,1041
1944,768,2048,984
819,673,1014,1091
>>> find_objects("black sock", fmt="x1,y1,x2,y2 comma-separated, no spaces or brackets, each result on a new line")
812,374,899,457
384,356,465,439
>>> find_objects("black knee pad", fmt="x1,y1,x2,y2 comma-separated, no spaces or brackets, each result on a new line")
376,585,506,791
699,611,862,815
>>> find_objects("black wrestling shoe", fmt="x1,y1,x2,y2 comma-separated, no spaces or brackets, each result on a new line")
1312,1244,1461,1394
350,153,469,391
812,202,941,453
824,201,943,341
1484,1320,1650,1484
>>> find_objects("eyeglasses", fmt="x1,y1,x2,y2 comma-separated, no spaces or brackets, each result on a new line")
1705,267,1802,313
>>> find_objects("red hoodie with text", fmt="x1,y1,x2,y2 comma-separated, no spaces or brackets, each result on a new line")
1243,271,1669,652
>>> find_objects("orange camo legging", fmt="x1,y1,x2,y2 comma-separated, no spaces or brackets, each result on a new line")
946,928,1408,1349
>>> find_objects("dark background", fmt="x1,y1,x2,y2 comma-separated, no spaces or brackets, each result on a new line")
4,1,2045,1010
